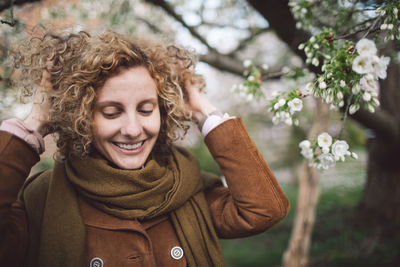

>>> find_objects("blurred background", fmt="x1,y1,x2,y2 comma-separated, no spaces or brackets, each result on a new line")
0,0,399,266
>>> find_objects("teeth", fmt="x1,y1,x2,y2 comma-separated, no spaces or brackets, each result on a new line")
115,142,143,150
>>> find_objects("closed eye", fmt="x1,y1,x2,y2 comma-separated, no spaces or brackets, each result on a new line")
103,112,121,119
139,109,153,115
101,106,121,119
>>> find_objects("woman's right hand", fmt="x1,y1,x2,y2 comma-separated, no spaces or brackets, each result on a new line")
23,67,53,137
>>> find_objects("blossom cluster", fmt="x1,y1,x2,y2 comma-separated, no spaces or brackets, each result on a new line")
268,89,303,126
303,36,389,114
349,39,389,114
298,30,335,67
288,0,316,31
231,60,265,102
377,1,400,41
299,132,358,170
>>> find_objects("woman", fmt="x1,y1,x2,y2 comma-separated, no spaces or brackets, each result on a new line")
0,30,289,267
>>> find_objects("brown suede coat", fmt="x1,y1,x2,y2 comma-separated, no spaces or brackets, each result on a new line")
0,118,289,267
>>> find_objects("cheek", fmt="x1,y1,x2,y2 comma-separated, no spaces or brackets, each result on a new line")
149,109,161,136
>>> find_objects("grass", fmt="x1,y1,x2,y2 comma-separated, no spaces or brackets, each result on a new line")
220,183,400,267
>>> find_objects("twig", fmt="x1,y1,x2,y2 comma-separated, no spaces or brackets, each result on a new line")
145,0,216,52
338,93,354,138
361,15,382,39
0,0,16,27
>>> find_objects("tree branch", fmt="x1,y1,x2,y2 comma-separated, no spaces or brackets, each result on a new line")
227,27,270,56
351,109,400,142
144,0,216,52
0,0,39,13
246,0,400,142
199,51,244,76
134,16,163,34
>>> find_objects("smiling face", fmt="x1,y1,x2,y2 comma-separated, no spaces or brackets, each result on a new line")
92,66,161,170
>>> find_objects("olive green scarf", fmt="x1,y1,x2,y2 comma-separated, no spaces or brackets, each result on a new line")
23,146,225,266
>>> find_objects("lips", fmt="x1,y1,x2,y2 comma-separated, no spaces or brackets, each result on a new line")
113,141,144,150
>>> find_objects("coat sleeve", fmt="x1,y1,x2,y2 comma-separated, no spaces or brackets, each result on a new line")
204,118,290,239
0,130,40,266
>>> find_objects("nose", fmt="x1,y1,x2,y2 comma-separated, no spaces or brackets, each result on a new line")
120,114,142,138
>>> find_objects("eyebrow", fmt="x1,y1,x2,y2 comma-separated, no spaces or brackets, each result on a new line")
95,98,158,108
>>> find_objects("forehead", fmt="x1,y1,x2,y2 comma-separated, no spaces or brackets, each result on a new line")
96,66,158,102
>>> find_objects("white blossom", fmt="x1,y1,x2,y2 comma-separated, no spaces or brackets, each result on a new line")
248,76,255,81
380,23,388,30
299,140,311,149
387,24,394,30
356,38,377,55
340,80,346,87
371,98,380,106
298,43,305,50
274,102,280,110
352,83,361,94
261,64,269,71
243,59,252,68
312,57,319,66
351,152,358,159
285,117,293,126
360,75,378,92
319,81,327,89
301,148,314,159
352,55,374,74
278,98,286,107
363,91,372,101
303,82,314,95
317,132,332,148
337,91,344,99
299,140,313,159
349,104,360,114
367,104,375,113
272,116,280,125
332,140,349,161
318,153,336,170
373,56,390,79
288,98,303,113
325,94,332,104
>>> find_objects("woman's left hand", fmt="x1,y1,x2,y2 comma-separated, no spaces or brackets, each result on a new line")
184,79,217,124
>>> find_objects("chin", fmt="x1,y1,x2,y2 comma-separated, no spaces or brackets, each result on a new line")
114,159,146,170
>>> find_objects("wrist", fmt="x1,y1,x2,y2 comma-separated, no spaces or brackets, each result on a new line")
198,110,223,133
0,118,45,154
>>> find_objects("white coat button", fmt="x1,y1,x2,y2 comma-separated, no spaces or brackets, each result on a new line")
170,246,184,260
90,257,104,267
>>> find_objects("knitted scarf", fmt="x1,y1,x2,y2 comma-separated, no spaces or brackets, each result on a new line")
24,146,225,266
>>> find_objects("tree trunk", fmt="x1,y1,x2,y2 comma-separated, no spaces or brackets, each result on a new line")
356,137,400,237
282,100,330,267
355,59,400,237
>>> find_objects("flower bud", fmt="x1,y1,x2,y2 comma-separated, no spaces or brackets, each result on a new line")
349,104,360,114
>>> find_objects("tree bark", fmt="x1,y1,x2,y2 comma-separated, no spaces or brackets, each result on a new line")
282,100,330,267
355,58,400,236
0,0,40,13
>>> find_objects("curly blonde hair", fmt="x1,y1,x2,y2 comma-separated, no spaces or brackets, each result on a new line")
10,30,204,158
